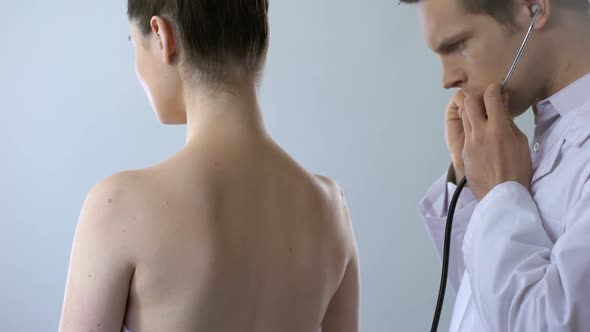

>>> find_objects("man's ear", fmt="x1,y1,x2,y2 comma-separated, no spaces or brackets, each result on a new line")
522,0,551,30
149,16,178,65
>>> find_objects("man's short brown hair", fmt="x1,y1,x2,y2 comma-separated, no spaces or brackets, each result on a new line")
399,0,589,24
128,0,270,84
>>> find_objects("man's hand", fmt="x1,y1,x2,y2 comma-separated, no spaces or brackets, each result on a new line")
446,90,467,183
459,84,533,201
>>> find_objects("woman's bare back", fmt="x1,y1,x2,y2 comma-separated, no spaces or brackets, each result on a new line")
60,135,359,332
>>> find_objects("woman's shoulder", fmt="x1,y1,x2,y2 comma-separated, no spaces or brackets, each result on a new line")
83,169,162,223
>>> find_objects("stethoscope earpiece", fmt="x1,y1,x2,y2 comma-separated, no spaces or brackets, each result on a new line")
531,4,542,16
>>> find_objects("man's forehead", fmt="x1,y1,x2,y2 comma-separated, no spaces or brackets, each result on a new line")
417,0,471,50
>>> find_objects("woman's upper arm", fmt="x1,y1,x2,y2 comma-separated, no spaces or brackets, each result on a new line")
59,174,137,332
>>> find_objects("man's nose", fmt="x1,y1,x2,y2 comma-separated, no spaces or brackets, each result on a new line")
442,63,466,90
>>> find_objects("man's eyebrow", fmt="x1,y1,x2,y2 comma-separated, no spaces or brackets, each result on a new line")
434,31,471,53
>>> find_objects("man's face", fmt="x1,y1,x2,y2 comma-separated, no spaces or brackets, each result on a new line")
418,0,541,116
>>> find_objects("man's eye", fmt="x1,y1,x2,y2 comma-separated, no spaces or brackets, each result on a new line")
449,40,465,51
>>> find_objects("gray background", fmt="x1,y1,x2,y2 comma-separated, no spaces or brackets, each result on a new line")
0,0,534,331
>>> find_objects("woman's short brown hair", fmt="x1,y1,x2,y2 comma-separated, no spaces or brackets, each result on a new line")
128,0,270,84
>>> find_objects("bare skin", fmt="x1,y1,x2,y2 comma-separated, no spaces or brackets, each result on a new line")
60,130,359,332
59,15,360,332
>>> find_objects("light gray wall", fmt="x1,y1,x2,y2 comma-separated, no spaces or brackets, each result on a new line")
0,1,535,331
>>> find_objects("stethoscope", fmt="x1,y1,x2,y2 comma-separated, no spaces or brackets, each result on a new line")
430,4,543,332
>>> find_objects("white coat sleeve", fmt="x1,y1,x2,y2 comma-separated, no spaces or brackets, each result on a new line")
418,167,478,291
463,181,590,331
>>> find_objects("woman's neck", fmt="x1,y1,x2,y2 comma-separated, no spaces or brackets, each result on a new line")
183,80,268,147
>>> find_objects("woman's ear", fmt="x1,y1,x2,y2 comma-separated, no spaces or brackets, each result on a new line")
149,16,178,65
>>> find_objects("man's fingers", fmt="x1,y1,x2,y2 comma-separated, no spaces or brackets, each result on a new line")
460,105,472,135
447,90,467,122
484,84,512,130
464,96,487,130
454,90,466,110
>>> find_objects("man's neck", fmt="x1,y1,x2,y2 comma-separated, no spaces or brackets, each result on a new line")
544,14,590,98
